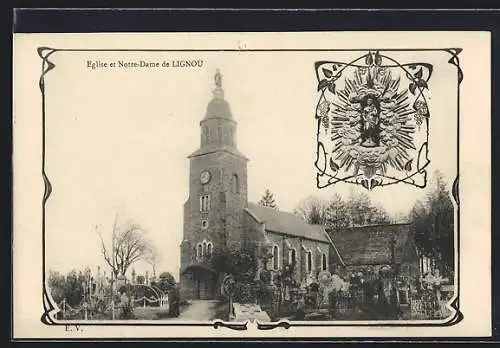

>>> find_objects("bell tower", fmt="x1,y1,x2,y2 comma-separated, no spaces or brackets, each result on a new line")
180,70,249,300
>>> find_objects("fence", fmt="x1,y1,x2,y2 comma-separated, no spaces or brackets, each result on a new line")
56,298,116,320
55,293,168,320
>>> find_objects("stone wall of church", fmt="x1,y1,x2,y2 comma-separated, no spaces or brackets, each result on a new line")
264,234,330,284
243,213,331,285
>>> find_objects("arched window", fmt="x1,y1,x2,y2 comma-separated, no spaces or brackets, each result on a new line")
196,243,203,260
306,251,313,273
288,248,296,266
272,245,280,270
322,253,327,271
200,195,211,212
207,243,213,257
202,241,207,258
232,174,239,194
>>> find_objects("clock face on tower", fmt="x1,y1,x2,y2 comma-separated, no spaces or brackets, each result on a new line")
200,170,211,184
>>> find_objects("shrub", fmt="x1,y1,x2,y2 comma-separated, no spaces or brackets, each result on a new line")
259,270,271,283
211,247,258,282
233,281,257,304
257,283,275,304
119,301,135,320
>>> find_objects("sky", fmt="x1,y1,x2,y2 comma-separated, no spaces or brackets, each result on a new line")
44,50,458,280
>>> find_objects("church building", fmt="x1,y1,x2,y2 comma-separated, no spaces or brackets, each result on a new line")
179,70,337,300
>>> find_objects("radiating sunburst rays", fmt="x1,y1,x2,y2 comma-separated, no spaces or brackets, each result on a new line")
329,66,417,176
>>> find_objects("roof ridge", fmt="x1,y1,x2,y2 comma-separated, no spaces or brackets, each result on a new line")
327,222,412,231
245,204,330,243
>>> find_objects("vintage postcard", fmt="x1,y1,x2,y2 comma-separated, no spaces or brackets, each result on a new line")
12,31,491,339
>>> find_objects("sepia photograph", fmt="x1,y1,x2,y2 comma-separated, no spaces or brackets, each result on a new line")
12,31,491,339
42,49,457,324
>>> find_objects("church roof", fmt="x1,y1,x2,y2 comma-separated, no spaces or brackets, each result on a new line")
245,203,331,243
203,98,233,121
326,223,418,266
188,143,249,160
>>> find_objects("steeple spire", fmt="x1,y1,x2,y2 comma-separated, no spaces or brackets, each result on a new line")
212,69,224,100
189,69,248,160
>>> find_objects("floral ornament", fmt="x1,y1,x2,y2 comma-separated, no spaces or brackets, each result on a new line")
317,63,343,94
317,100,330,131
414,99,429,128
408,67,429,95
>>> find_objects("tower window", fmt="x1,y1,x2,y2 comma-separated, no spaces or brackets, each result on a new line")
322,253,327,271
207,243,213,258
219,192,226,207
196,243,203,261
203,126,209,144
200,195,211,212
206,127,212,143
232,174,240,194
217,125,222,141
229,127,235,146
202,241,207,257
197,239,213,261
201,219,209,229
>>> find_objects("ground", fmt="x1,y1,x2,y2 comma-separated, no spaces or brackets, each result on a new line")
174,300,219,321
132,300,220,321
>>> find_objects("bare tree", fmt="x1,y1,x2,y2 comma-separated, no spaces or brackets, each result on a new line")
146,244,161,278
97,217,154,278
293,195,329,225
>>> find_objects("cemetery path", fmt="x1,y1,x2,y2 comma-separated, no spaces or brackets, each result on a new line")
177,300,218,321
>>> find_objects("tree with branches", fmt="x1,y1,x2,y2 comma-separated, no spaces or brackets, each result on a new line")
324,193,351,230
409,170,454,276
258,188,278,210
97,216,155,279
294,192,390,227
146,244,161,278
293,195,329,225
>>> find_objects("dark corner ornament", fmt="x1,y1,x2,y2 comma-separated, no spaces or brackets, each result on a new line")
41,285,58,325
314,50,444,190
213,320,248,330
257,320,291,330
38,46,58,325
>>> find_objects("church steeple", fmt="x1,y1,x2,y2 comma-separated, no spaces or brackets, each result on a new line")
189,69,247,160
180,69,249,300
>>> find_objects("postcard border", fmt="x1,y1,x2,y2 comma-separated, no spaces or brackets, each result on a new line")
36,47,462,332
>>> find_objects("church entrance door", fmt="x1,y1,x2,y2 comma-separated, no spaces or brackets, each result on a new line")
182,264,218,300
191,268,217,300
195,272,216,300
